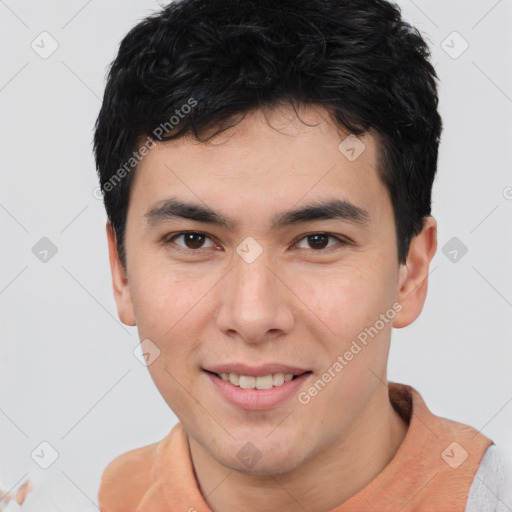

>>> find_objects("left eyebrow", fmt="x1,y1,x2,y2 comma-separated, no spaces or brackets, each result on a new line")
270,198,370,229
144,196,370,231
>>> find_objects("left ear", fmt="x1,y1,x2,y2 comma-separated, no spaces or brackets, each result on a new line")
393,216,437,328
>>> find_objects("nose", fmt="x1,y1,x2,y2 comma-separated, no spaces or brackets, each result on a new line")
214,248,295,345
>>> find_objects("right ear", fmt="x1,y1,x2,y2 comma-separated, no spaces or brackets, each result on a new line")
106,221,136,326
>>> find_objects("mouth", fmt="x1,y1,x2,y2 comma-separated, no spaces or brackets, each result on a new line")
204,369,312,390
203,367,313,410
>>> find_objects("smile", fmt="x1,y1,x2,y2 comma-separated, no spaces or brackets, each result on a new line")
214,371,303,389
204,369,313,410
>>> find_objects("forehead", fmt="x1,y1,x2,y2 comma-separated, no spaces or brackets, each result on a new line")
128,105,390,228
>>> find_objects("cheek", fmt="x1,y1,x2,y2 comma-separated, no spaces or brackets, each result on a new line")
131,271,209,412
297,261,395,341
129,266,211,357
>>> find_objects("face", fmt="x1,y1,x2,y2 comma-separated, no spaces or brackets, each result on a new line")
108,104,435,476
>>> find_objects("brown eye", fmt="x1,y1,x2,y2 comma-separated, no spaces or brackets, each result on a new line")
295,233,349,252
164,231,216,251
182,232,206,249
307,234,329,249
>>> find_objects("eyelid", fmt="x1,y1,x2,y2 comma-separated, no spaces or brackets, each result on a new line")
293,232,352,251
163,230,352,253
163,231,218,250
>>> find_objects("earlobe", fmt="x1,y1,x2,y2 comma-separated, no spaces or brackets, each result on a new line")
106,221,136,326
393,217,437,329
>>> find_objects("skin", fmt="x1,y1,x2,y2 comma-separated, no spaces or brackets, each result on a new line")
107,104,437,512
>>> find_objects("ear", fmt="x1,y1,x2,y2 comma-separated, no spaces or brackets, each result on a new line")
393,216,437,328
106,221,136,326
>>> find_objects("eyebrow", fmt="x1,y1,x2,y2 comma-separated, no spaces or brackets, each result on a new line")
144,196,370,231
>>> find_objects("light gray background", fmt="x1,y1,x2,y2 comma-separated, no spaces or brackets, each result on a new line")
1,0,511,510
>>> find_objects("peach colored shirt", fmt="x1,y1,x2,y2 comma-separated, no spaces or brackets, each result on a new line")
98,382,493,512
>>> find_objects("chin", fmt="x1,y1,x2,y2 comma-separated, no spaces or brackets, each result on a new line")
227,452,303,477
216,435,307,476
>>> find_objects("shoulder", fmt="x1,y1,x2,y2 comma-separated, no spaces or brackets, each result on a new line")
98,441,160,512
465,444,512,512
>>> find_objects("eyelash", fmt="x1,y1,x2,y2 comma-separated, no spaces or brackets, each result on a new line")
162,231,352,255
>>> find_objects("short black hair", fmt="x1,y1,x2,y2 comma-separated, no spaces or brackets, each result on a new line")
93,0,442,268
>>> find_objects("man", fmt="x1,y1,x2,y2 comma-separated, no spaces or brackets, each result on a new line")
93,0,512,510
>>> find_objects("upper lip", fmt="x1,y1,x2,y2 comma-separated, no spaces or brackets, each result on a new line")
204,364,311,377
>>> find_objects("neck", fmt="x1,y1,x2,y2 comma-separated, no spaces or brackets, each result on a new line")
188,382,408,512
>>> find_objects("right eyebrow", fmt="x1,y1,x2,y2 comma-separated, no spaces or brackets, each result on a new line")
145,197,235,230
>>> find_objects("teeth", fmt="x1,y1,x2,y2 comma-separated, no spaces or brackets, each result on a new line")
217,372,298,389
239,375,256,389
255,375,273,390
273,373,284,386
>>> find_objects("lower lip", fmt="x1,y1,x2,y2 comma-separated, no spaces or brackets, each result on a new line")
205,371,312,411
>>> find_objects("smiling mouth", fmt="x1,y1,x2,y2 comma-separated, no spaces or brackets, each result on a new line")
205,370,312,390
